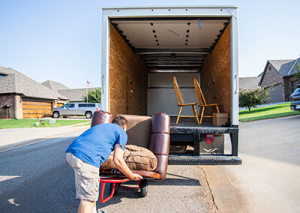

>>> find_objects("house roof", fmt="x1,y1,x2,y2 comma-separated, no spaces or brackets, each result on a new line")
269,58,299,77
0,66,67,100
259,58,300,85
239,77,261,90
42,80,70,91
57,87,100,102
41,80,69,100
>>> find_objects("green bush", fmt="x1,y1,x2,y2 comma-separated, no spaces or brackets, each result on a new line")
83,88,101,103
239,87,272,113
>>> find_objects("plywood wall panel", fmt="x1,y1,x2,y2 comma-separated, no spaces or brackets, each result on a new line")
201,23,231,116
109,24,148,116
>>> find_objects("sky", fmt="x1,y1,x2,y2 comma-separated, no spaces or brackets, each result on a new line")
0,0,299,89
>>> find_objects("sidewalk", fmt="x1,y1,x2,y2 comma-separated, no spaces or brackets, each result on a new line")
0,124,90,153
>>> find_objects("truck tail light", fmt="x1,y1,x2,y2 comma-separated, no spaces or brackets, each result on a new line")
96,108,99,111
206,134,214,143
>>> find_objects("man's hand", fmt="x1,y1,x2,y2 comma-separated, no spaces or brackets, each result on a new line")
130,173,143,181
113,144,143,180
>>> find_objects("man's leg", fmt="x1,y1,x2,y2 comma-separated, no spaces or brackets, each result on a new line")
66,153,100,213
78,200,96,213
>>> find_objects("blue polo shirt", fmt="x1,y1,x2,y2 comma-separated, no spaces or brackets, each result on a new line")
66,123,128,168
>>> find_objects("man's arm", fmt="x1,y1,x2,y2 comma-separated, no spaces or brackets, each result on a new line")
113,144,143,181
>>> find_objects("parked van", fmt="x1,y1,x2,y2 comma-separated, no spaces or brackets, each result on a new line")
52,103,101,119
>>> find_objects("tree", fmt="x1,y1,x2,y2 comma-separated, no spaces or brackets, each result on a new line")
239,87,272,113
83,88,101,103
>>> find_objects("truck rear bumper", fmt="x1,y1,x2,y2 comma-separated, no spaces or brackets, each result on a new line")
168,155,242,165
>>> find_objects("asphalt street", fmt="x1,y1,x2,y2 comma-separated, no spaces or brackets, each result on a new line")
0,128,216,213
203,115,300,213
1,115,300,212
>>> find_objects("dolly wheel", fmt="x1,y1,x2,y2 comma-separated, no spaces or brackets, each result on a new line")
140,179,148,197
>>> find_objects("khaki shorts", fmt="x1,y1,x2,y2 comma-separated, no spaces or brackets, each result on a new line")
66,153,100,201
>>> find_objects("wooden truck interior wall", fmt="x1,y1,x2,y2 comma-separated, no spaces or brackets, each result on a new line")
109,23,148,115
200,23,231,116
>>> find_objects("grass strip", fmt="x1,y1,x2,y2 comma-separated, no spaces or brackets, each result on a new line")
239,102,300,122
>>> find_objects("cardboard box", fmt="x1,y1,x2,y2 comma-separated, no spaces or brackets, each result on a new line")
213,113,228,126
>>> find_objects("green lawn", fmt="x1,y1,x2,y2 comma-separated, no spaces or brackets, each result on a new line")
0,119,90,129
239,102,300,122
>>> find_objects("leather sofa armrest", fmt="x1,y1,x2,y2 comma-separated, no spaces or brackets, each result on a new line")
91,110,114,127
149,113,170,180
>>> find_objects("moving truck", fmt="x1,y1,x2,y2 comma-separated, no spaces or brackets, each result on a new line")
101,6,241,164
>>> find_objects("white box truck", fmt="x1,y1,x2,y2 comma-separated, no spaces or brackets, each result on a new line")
101,6,241,164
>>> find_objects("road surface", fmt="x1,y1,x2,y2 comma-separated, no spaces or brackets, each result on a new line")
203,115,300,213
0,128,216,213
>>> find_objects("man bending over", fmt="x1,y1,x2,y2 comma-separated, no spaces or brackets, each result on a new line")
66,116,143,213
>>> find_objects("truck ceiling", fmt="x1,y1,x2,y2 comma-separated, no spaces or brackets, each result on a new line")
110,17,230,72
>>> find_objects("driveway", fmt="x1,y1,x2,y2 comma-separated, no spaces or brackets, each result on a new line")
203,115,300,213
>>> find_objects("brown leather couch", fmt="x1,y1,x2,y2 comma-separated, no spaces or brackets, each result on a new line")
91,110,170,180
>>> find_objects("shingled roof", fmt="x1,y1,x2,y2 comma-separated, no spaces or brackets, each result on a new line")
41,80,69,100
42,80,70,91
0,66,66,100
57,87,100,102
239,77,261,90
268,58,299,77
259,58,300,86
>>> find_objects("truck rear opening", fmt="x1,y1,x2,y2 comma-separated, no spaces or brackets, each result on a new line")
101,6,241,165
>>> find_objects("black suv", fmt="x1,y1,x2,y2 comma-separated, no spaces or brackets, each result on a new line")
290,85,300,112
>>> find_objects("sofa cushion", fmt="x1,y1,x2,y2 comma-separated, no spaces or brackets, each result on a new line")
121,115,151,148
101,145,158,171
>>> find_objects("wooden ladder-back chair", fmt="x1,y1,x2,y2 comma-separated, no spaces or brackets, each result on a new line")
173,77,199,124
193,78,220,124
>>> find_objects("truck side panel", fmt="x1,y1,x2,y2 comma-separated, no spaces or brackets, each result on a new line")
201,23,231,116
109,24,148,115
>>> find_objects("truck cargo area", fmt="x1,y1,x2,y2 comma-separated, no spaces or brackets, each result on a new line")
102,7,241,165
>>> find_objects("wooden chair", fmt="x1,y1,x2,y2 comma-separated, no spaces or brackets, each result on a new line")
193,78,220,124
173,77,199,124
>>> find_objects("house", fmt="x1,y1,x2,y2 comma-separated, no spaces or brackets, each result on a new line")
0,67,68,119
42,80,100,103
42,80,70,107
259,58,300,103
239,77,261,90
56,88,100,103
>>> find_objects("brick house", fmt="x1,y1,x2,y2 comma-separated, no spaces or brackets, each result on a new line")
0,67,68,119
259,58,300,103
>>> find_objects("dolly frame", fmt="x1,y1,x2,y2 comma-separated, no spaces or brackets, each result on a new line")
99,176,148,203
